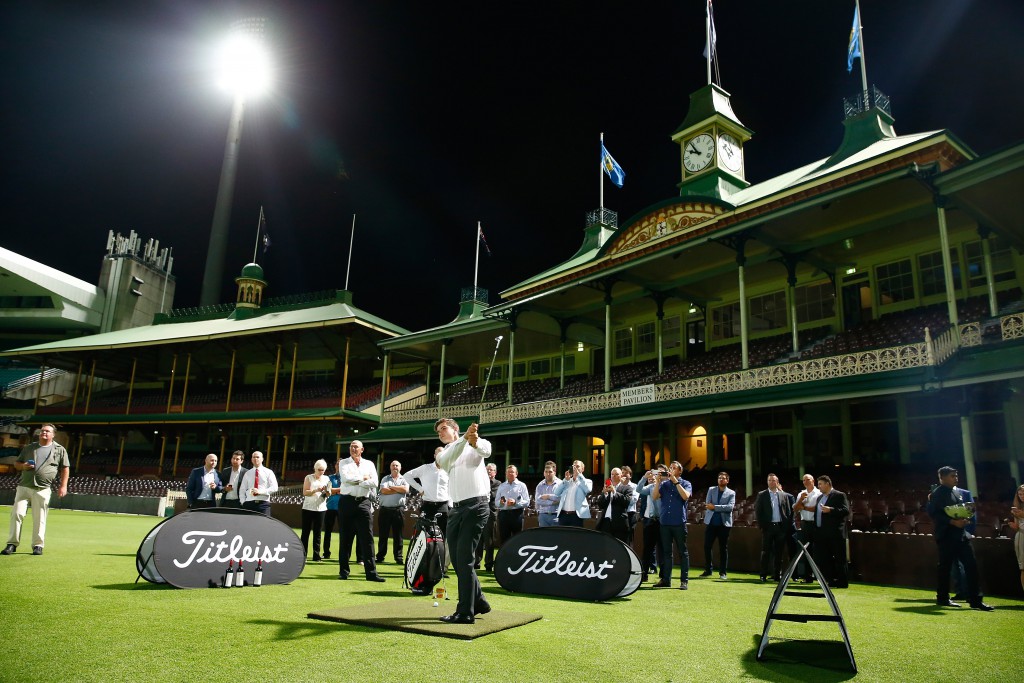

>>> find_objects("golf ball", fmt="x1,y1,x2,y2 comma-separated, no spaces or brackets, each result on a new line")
433,601,439,607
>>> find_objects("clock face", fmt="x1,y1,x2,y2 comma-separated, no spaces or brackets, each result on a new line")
683,133,715,173
717,133,742,172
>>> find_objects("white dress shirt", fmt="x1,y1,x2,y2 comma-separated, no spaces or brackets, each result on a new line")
239,466,279,504
338,457,378,498
404,463,452,504
224,468,243,500
437,436,492,503
796,486,821,522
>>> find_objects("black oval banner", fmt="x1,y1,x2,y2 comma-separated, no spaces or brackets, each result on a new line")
494,527,641,601
149,508,305,589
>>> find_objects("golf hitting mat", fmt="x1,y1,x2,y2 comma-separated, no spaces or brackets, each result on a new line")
308,598,542,640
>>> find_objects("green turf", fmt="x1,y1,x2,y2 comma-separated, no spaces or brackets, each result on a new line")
0,507,1019,682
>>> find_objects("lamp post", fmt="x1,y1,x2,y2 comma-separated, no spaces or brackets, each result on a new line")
199,17,272,306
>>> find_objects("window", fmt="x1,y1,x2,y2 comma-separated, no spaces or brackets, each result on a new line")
480,364,502,383
529,358,551,376
662,315,681,349
636,321,656,355
748,290,786,331
614,328,633,360
795,281,836,323
513,362,526,379
553,355,576,373
875,258,914,305
917,249,959,297
965,235,1015,288
711,303,741,341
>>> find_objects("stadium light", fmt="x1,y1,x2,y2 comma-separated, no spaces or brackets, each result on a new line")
200,17,271,307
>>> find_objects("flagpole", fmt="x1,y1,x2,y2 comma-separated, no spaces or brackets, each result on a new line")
855,0,869,107
599,132,605,210
252,206,264,263
344,214,356,290
706,0,712,86
474,221,481,292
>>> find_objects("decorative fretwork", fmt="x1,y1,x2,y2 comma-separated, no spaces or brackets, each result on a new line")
1003,311,1024,340
460,287,488,305
585,207,618,229
843,85,891,119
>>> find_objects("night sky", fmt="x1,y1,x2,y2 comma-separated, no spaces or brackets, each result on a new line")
2,1,1022,333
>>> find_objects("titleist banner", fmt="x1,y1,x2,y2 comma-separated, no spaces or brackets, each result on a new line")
138,508,305,589
494,527,641,601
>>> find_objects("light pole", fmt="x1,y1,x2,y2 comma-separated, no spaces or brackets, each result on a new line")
199,17,272,307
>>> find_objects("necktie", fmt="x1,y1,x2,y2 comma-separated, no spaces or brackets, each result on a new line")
255,468,259,493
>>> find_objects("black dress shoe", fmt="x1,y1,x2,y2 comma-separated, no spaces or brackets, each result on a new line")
366,574,386,583
652,579,670,588
970,602,995,612
32,546,43,556
338,573,349,580
699,570,712,577
322,554,331,560
375,557,386,564
1,544,15,555
474,601,492,615
439,613,475,624
936,599,961,607
760,576,768,583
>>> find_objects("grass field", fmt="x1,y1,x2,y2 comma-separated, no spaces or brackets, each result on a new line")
0,507,1018,683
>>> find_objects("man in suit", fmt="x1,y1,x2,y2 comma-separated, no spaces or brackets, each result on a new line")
927,466,993,611
475,462,501,571
219,450,247,509
186,454,222,509
755,473,794,582
812,475,850,588
554,460,592,526
700,471,735,579
596,467,632,542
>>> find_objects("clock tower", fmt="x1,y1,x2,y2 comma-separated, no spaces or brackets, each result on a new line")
671,83,752,200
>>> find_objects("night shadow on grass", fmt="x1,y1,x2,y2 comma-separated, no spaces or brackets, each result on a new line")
744,635,857,681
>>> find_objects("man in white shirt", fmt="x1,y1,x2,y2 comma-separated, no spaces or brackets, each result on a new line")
435,417,492,624
793,473,821,582
239,451,278,516
337,440,385,582
495,464,530,544
219,450,247,509
405,449,452,538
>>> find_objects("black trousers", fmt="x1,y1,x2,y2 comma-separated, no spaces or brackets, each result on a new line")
242,500,270,516
813,526,849,587
220,498,242,509
759,522,789,579
475,508,497,569
376,506,405,561
448,497,489,617
704,523,730,573
338,496,377,577
497,508,524,544
597,516,630,543
935,534,981,602
322,508,338,557
641,518,661,573
300,509,325,559
420,500,450,538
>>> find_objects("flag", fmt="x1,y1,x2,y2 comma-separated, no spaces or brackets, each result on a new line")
601,143,625,188
703,0,717,59
478,226,492,256
262,232,271,254
847,5,861,72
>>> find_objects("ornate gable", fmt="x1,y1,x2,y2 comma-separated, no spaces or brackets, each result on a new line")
607,201,725,256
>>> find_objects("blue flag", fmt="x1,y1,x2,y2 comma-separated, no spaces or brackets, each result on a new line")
847,5,861,72
601,143,625,188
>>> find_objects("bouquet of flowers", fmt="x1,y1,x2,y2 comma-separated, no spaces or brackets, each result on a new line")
944,501,975,519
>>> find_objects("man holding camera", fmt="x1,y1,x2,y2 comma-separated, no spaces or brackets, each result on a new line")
495,464,530,544
3,424,69,556
597,467,632,543
651,461,691,590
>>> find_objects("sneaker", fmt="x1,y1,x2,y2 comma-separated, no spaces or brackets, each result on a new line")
719,573,727,580
0,544,14,555
32,546,43,555
678,581,688,590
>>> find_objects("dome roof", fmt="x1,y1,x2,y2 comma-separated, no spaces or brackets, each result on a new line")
238,262,265,280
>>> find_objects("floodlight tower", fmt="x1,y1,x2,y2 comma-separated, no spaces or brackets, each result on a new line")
199,17,272,306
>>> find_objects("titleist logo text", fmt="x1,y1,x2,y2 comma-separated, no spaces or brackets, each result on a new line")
506,544,614,579
173,530,289,568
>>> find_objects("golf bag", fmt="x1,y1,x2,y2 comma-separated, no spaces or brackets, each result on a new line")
404,513,446,595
